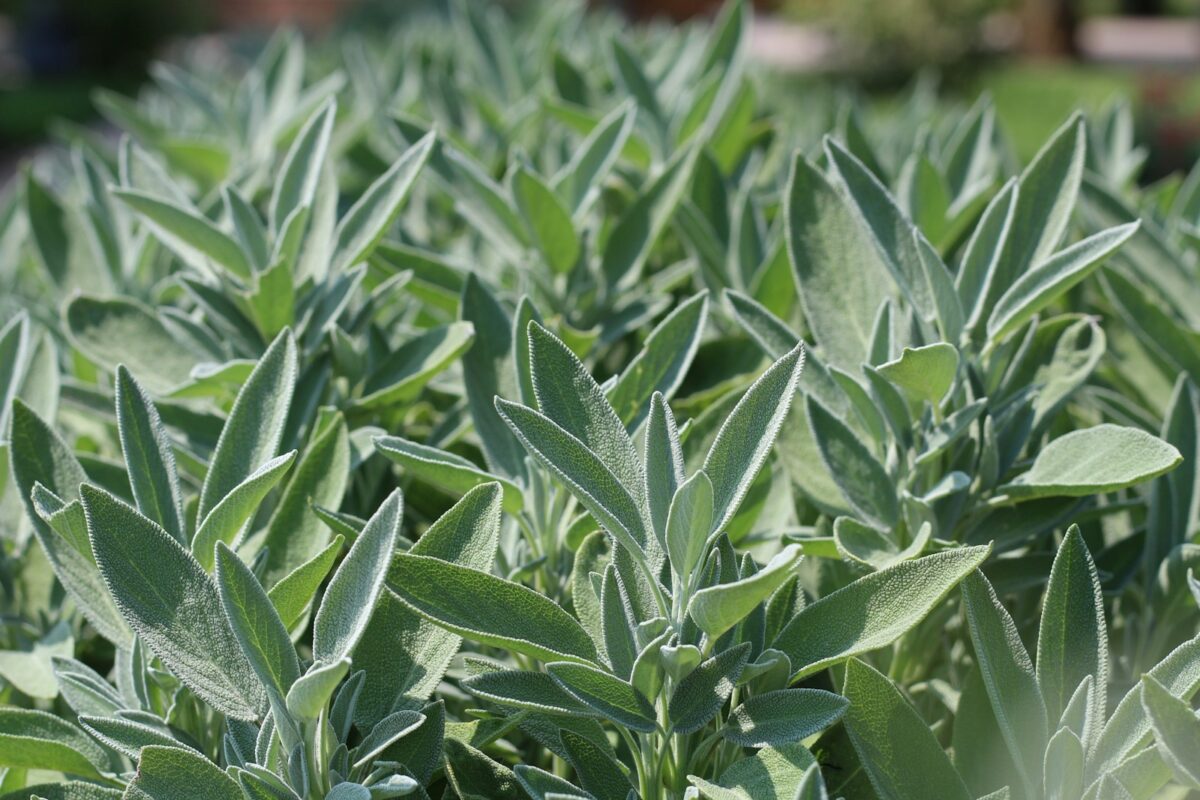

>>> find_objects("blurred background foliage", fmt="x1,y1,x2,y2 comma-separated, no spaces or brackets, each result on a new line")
2,0,1200,176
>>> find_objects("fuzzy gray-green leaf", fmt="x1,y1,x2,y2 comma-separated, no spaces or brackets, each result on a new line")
82,485,266,719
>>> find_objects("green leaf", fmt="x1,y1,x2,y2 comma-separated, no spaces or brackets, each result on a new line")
688,545,803,640
352,710,424,768
357,322,475,409
78,715,193,761
794,764,829,800
607,291,709,430
65,296,197,393
313,489,402,663
387,553,598,665
82,485,265,719
125,745,241,800
285,658,349,720
197,329,297,521
375,436,523,513
553,100,635,217
825,138,953,331
191,451,297,572
773,546,990,680
459,274,525,479
10,401,132,646
24,170,70,285
609,36,662,126
834,517,931,571
703,343,805,531
114,365,185,544
462,669,595,717
548,661,657,732
987,222,1138,343
785,153,892,370
354,484,502,728
1037,526,1107,737
724,688,848,748
666,471,714,586
1139,674,1200,788
244,258,295,339
528,322,643,495
1090,634,1200,779
215,542,300,698
332,131,435,271
961,571,1048,798
514,764,590,800
113,188,253,279
270,99,335,233
259,411,350,586
974,114,1086,336
601,566,637,679
669,643,751,734
876,343,959,406
1044,727,1085,800
267,534,344,632
495,398,650,559
513,165,579,274
724,289,801,360
1000,424,1182,499
0,708,109,779
0,783,120,800
223,186,269,271
805,395,898,530
559,728,633,800
958,180,1018,330
841,659,972,800
647,393,687,550
688,743,817,800
600,142,698,289
0,622,73,699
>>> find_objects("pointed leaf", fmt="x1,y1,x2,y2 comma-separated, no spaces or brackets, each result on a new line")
548,662,657,732
841,659,972,800
215,542,301,698
688,545,802,640
387,553,598,665
314,490,402,663
114,365,185,543
703,344,804,531
669,643,751,734
82,485,265,719
198,329,297,521
332,132,434,271
773,546,990,680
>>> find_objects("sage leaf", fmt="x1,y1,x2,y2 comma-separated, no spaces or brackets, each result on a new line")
1000,424,1182,499
313,490,402,663
702,343,804,531
114,366,185,543
668,643,751,734
332,131,435,272
387,553,598,665
723,688,848,748
82,485,266,719
773,546,990,680
125,745,241,800
687,544,802,640
548,662,657,732
197,329,297,521
215,542,301,698
841,659,972,800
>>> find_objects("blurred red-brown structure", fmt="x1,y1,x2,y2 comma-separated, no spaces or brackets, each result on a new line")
214,0,354,30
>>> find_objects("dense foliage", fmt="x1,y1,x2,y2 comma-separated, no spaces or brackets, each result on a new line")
3,2,1200,798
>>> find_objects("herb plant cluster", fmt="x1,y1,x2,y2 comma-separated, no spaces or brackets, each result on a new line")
2,2,1200,798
